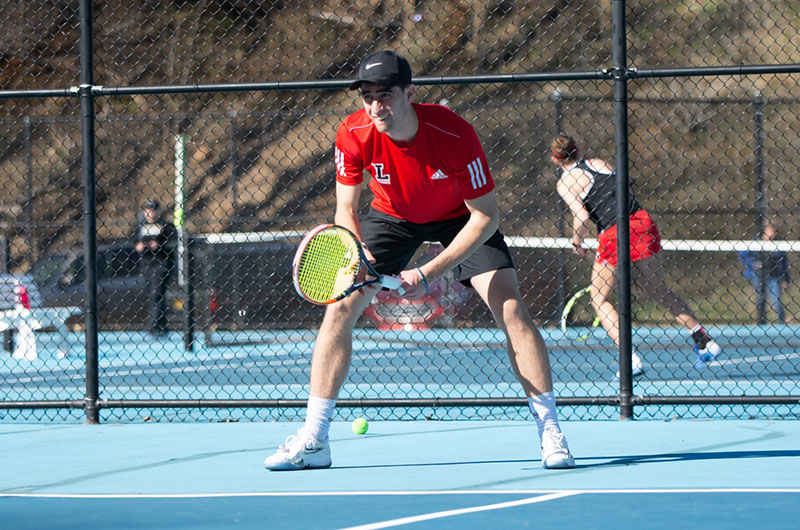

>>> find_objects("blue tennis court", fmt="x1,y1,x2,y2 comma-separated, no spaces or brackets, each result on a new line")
2,419,799,529
2,324,799,527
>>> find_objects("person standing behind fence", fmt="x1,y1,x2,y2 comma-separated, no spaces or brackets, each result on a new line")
263,50,575,471
134,199,176,338
738,223,791,324
551,134,722,376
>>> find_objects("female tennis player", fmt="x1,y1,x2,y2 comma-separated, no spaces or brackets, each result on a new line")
264,51,575,471
552,135,722,378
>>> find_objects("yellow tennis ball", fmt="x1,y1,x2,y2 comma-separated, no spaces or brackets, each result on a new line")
351,417,368,435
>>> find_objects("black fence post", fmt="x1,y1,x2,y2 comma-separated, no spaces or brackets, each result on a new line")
79,0,100,424
229,112,240,231
183,238,196,352
753,93,768,325
613,0,635,420
1,237,12,353
552,89,567,324
24,116,35,266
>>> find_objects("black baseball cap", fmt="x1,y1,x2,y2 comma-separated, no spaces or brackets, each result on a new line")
348,50,413,90
142,199,160,210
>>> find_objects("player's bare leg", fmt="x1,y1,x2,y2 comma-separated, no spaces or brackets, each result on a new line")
309,287,378,398
470,268,574,469
591,260,645,377
633,254,698,328
633,254,721,365
470,268,551,395
590,260,620,346
264,287,376,471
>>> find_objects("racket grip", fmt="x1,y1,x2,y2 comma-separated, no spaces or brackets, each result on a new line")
379,274,405,294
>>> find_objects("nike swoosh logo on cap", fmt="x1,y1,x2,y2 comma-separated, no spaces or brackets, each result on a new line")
365,62,382,69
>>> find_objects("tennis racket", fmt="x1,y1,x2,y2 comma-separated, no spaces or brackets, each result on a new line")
560,286,601,341
292,224,404,305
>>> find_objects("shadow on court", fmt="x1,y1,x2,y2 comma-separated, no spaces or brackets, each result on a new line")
576,449,800,468
314,449,800,474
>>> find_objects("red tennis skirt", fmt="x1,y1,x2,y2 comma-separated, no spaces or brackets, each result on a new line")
596,209,661,266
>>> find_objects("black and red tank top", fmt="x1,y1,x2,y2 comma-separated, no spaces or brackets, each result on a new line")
578,159,642,233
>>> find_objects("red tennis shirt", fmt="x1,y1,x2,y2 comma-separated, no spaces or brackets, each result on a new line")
334,103,494,224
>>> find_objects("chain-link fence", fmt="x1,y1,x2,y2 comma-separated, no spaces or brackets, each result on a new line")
1,1,799,423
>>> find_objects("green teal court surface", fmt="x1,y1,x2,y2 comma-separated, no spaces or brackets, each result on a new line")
2,419,799,529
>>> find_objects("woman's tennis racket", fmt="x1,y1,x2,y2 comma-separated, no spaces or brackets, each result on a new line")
292,224,404,305
560,286,601,341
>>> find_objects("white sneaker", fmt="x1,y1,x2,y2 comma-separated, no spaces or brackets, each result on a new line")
694,340,722,368
616,351,645,379
264,428,332,471
541,429,575,469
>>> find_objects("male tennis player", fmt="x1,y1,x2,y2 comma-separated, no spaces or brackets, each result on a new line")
265,50,575,471
551,134,722,377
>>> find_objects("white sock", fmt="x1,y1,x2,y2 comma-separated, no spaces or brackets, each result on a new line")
304,395,336,441
528,392,561,439
617,349,642,376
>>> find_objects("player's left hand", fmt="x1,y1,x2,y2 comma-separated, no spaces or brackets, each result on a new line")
398,268,428,300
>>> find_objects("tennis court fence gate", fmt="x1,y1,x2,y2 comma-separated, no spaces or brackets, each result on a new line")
1,0,799,423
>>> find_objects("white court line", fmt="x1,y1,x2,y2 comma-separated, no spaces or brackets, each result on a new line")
714,351,800,367
3,488,799,498
334,492,580,530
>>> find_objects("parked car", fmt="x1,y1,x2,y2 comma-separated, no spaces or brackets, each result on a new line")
29,237,314,333
26,238,305,333
199,238,324,333
31,241,182,330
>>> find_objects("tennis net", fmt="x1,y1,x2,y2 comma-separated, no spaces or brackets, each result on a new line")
189,230,800,345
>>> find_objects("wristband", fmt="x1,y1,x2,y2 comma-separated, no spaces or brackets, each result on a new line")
572,241,582,249
415,267,430,294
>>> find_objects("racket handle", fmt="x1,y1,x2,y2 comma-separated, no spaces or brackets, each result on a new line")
379,274,405,294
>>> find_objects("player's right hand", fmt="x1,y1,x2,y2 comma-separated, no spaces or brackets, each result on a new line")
573,245,589,257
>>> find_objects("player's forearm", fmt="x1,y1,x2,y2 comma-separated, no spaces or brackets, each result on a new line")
334,208,363,239
334,181,364,240
420,210,497,283
572,211,591,244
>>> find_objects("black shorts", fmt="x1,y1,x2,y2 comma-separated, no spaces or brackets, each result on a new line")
361,208,514,288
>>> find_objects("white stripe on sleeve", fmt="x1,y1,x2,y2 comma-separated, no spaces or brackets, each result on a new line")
468,158,487,189
335,147,346,178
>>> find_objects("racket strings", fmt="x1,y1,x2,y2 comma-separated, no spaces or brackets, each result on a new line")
296,228,360,303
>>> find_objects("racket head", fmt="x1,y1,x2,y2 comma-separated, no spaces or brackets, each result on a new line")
292,224,365,304
560,286,600,341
